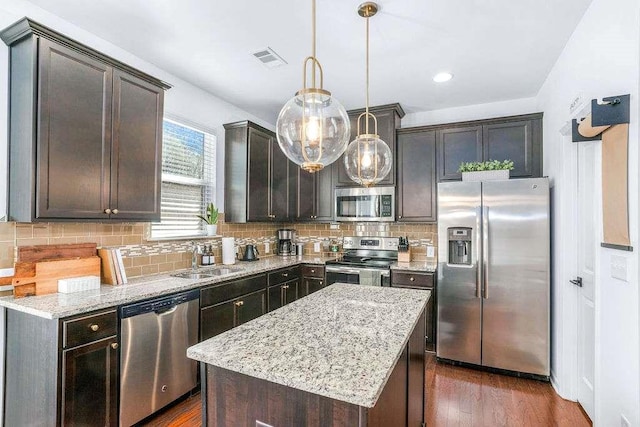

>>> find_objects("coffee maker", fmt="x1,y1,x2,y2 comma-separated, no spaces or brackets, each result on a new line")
277,229,296,256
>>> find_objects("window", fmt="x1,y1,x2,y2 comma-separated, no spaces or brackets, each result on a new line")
150,118,216,239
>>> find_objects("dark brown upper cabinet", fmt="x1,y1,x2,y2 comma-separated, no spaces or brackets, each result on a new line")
436,113,543,181
1,19,169,222
294,164,334,222
224,121,294,223
437,126,483,181
396,130,437,222
336,104,405,187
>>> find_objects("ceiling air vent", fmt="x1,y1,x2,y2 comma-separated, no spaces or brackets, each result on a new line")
252,47,287,69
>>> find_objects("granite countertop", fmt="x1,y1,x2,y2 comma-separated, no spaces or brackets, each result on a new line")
0,255,330,319
391,261,437,273
187,283,430,408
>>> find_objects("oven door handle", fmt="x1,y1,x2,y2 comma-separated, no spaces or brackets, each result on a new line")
326,266,362,274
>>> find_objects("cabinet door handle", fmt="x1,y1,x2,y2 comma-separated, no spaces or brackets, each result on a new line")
89,324,99,332
399,215,402,219
235,300,244,307
111,342,119,350
319,281,323,285
112,209,119,215
410,277,415,282
104,208,111,215
282,285,289,289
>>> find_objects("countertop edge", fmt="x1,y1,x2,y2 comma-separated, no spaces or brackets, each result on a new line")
0,256,332,319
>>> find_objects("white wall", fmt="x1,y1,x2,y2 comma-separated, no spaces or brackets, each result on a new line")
402,97,538,127
0,0,275,217
536,0,640,426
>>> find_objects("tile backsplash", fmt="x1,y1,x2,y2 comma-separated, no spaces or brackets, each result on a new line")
0,215,437,278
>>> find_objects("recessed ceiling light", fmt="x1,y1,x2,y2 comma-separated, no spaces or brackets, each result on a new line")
433,72,453,83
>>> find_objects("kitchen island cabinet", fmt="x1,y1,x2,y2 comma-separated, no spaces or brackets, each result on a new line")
188,284,429,427
1,18,168,222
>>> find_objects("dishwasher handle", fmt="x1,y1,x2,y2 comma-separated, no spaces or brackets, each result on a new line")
120,289,199,319
155,305,179,315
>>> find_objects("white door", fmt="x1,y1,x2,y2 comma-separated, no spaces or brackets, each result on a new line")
575,141,597,420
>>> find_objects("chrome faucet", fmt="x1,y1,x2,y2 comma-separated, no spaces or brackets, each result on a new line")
191,242,199,270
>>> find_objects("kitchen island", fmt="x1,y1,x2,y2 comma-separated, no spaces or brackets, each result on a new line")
187,283,429,427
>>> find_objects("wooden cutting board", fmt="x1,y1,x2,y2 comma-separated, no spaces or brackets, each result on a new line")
12,257,101,298
18,243,97,262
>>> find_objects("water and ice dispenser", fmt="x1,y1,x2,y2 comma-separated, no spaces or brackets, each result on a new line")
447,227,472,265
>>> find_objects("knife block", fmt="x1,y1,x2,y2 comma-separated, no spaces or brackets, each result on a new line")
398,248,411,263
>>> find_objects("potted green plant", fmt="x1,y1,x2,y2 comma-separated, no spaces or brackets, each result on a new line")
458,160,514,181
198,202,219,236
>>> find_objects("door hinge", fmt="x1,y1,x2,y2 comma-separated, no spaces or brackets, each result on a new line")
569,277,583,287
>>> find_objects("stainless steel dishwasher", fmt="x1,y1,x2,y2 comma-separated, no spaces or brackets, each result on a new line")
119,289,199,427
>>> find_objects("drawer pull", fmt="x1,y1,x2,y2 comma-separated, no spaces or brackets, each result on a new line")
310,269,315,273
410,277,415,282
319,281,323,285
89,324,99,332
111,343,119,350
235,300,244,307
282,285,289,289
282,273,289,277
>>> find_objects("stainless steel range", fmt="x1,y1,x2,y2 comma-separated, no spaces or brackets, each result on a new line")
325,236,398,287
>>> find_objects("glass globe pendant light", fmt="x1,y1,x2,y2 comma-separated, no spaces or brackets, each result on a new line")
276,0,350,173
343,2,392,187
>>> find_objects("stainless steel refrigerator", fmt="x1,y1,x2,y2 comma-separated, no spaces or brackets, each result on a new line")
437,178,550,377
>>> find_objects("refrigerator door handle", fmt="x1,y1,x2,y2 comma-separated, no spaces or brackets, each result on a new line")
476,206,482,298
483,206,489,299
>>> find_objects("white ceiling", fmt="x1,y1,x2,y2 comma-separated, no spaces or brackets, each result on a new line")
26,0,593,124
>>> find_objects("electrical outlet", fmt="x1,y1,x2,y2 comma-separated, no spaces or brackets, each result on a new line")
264,242,270,253
314,242,321,253
621,414,630,427
426,246,435,258
611,255,628,282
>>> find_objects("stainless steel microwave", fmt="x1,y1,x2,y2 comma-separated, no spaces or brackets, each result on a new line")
334,187,395,222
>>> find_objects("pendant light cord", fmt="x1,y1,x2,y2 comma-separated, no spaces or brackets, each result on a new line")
365,14,370,135
311,0,317,88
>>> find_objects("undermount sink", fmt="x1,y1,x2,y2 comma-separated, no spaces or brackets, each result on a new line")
171,267,242,279
203,267,241,276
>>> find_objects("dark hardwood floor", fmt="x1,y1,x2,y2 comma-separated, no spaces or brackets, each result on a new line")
142,354,591,427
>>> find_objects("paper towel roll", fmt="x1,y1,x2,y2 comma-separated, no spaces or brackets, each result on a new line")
222,237,236,265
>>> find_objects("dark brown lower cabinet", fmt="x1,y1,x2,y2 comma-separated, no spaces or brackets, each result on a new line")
268,279,299,312
62,336,119,426
301,277,324,296
200,289,267,341
391,270,437,352
300,265,325,297
202,309,425,427
4,308,118,426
